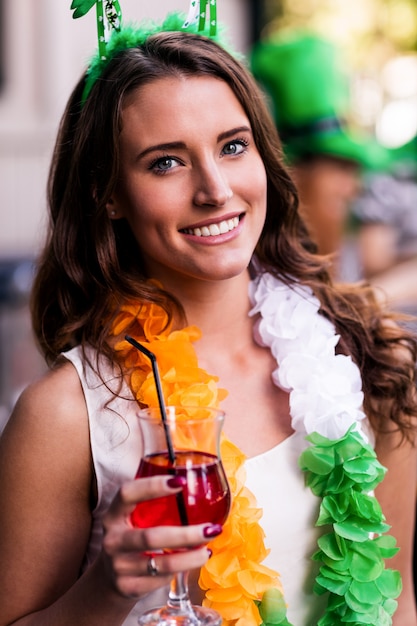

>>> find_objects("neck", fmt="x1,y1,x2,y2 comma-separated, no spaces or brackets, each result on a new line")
169,271,252,338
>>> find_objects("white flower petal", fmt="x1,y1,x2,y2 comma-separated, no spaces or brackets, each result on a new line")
251,272,367,442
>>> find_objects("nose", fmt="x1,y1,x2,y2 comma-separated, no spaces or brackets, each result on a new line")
193,160,233,207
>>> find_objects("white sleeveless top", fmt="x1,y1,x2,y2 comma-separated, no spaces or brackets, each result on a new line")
64,345,332,625
246,433,327,625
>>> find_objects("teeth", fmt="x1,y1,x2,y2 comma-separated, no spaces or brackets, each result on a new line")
209,224,220,236
185,216,239,237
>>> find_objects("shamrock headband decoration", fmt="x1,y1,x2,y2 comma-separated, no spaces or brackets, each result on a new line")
71,0,219,103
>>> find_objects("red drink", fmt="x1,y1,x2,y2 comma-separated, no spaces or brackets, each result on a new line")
131,450,230,528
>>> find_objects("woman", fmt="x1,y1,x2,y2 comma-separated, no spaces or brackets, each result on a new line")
0,11,416,626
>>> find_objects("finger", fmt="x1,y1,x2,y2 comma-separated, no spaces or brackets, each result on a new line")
140,547,212,577
104,523,222,555
112,546,212,579
105,475,186,521
104,545,213,600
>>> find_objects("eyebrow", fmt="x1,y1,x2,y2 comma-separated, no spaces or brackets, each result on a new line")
136,126,252,161
218,125,252,142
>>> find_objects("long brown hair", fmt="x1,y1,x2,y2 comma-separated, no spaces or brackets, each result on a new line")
31,30,416,438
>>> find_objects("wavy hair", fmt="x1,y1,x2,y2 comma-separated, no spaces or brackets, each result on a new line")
31,30,417,439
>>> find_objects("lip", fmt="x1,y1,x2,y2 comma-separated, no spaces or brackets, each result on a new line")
180,213,245,244
180,211,243,231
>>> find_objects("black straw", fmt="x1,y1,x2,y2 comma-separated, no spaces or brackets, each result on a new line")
125,335,176,464
124,335,189,526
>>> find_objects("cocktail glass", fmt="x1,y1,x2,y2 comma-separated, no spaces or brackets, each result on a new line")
132,405,230,626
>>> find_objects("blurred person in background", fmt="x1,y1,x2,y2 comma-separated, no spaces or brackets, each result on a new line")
250,31,391,280
352,136,417,331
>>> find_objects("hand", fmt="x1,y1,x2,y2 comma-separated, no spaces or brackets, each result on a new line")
98,475,221,599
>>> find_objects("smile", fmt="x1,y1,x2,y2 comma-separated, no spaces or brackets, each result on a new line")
181,216,240,237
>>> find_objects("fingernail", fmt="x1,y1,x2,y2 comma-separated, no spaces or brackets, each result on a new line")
167,476,187,489
207,549,213,558
203,524,222,538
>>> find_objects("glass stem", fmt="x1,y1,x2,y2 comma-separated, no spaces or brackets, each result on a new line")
167,571,194,614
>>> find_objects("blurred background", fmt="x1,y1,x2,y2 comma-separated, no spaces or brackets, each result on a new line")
0,0,416,429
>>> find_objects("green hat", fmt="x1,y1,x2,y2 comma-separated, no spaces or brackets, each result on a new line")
250,31,391,171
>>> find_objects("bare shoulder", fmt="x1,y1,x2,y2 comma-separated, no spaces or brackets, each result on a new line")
14,357,86,409
6,358,88,435
1,358,91,487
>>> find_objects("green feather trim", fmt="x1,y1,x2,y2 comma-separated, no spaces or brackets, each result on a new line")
81,11,233,104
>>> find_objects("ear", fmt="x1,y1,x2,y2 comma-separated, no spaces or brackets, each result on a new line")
106,197,124,220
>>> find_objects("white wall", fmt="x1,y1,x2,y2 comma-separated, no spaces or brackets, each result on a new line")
0,0,250,257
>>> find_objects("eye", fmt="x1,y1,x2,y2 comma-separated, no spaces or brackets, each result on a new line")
222,138,249,156
149,156,181,174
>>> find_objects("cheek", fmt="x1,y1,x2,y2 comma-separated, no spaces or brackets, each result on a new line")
249,162,267,208
117,184,160,228
123,175,187,221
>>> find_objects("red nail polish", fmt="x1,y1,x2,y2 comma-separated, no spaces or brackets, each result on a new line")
167,476,187,488
203,524,222,538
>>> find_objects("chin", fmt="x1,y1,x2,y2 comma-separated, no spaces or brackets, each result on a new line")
198,258,251,283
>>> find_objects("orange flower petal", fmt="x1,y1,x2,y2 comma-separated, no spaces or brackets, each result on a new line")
112,296,283,625
204,596,260,621
204,586,243,602
203,553,240,583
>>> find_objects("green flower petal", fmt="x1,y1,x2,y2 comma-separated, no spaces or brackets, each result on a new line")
382,598,399,616
343,456,386,490
316,566,351,595
317,533,347,560
374,535,399,559
375,569,402,599
347,580,382,608
334,518,389,541
317,494,350,524
350,549,384,582
349,491,384,521
258,588,288,624
299,447,335,475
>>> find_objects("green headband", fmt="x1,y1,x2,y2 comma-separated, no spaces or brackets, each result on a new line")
71,1,220,103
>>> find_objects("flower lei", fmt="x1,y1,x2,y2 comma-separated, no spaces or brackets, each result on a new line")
112,273,401,626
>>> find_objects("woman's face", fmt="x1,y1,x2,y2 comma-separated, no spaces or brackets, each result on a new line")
110,75,267,290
